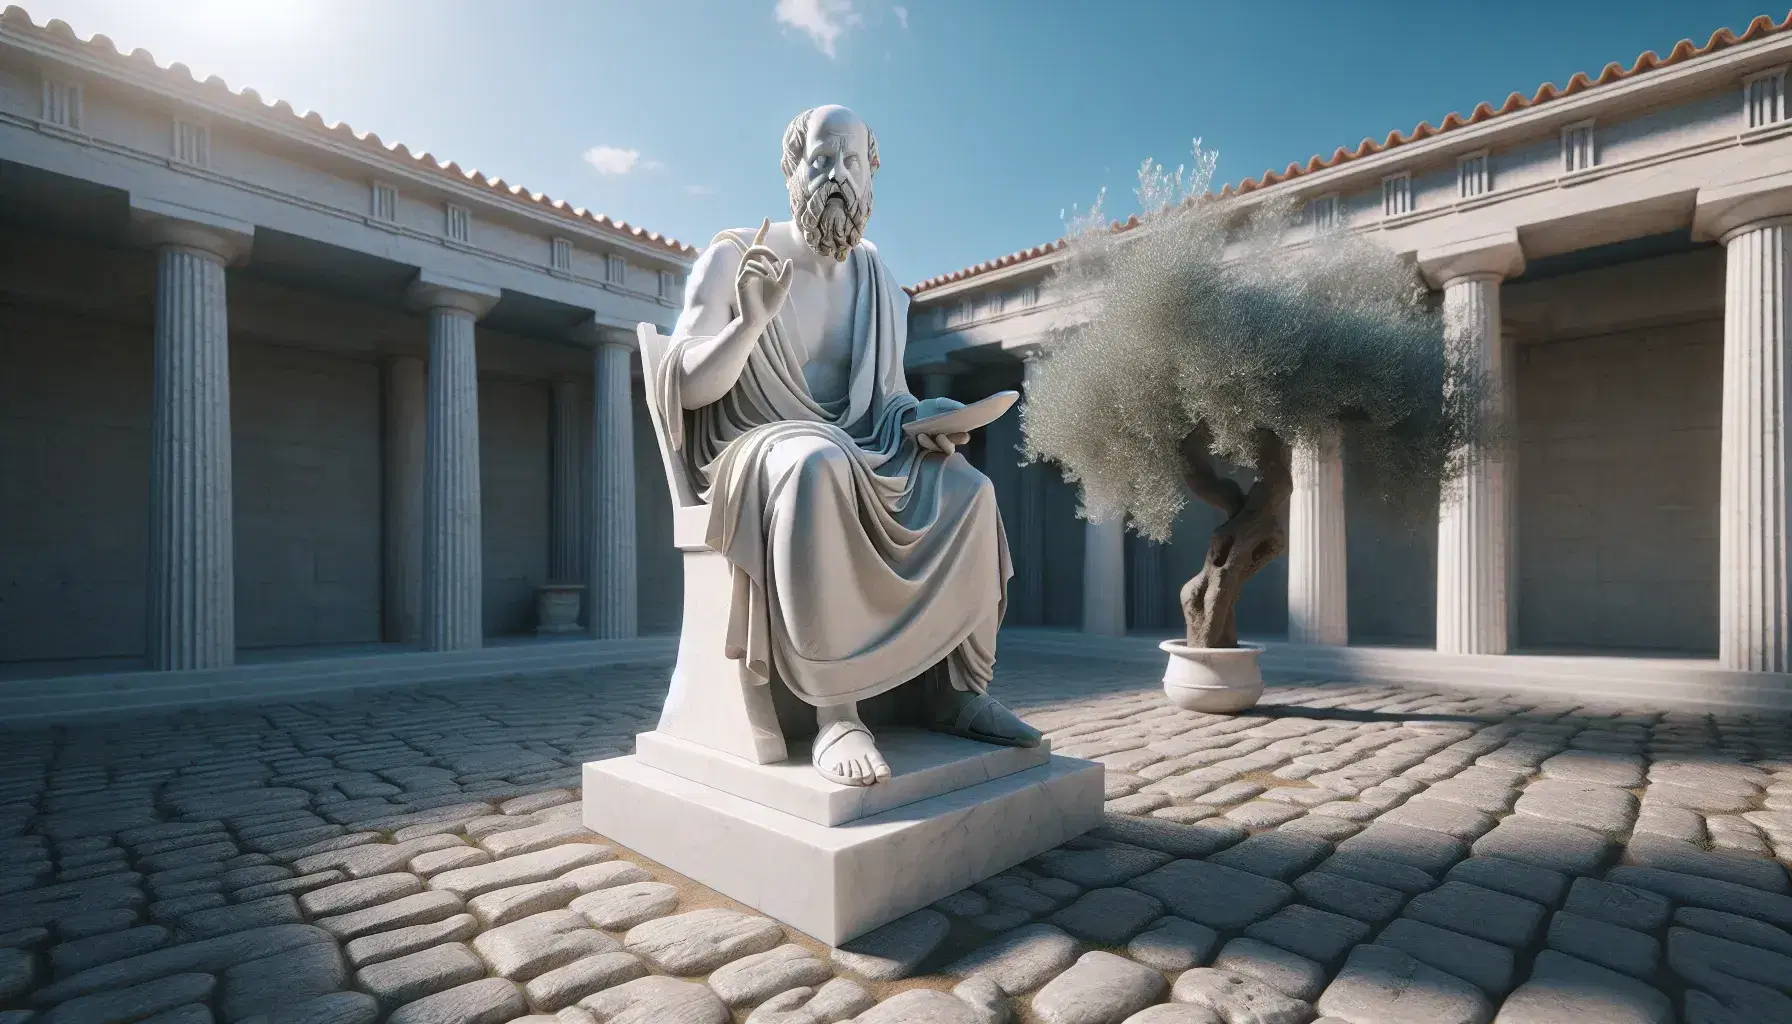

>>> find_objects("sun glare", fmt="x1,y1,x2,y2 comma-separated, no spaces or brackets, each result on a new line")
172,0,316,52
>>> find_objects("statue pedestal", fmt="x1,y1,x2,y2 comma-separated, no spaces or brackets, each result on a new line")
583,730,1102,945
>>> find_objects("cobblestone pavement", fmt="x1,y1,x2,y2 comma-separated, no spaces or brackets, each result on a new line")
0,649,1790,1024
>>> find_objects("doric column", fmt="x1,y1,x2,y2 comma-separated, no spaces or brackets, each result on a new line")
588,331,638,638
1130,536,1169,631
915,360,964,401
1083,516,1127,636
1716,218,1792,671
549,373,586,584
132,200,252,671
1696,180,1792,670
1420,234,1524,656
407,272,500,652
1013,348,1047,625
1287,425,1348,645
382,355,427,644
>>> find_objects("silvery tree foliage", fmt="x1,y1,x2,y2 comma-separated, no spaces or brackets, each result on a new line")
1022,144,1492,647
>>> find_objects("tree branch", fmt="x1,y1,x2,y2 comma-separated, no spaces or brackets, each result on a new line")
1243,428,1293,514
1179,421,1247,518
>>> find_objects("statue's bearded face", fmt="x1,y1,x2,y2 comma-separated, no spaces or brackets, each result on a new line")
788,117,874,263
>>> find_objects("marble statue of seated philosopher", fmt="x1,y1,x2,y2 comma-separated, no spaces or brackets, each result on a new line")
646,104,1041,787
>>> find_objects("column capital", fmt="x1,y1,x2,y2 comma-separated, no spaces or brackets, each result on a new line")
130,197,253,265
407,271,501,319
1694,168,1792,243
1416,230,1525,289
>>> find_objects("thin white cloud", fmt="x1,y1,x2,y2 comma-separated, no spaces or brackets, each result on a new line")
683,184,716,196
776,0,861,58
893,5,908,29
582,146,663,175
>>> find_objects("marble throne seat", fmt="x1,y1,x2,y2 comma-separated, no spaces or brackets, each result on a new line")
636,323,794,766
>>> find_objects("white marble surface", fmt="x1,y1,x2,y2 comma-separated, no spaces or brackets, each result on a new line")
584,753,1103,945
1435,272,1513,656
1288,426,1348,646
1718,218,1792,671
635,727,1052,826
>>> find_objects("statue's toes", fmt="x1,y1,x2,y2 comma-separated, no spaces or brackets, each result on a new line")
870,753,892,781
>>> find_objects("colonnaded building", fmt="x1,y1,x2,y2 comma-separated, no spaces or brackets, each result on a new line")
3,7,1792,714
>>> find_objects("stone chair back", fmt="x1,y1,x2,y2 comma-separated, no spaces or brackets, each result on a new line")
635,323,704,512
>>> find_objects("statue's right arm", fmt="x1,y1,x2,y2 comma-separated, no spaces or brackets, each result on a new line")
671,241,761,410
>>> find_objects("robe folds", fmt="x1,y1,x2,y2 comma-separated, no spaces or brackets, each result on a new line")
651,230,1012,707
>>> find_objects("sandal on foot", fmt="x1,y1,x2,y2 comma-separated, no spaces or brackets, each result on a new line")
931,692,1042,748
811,719,889,786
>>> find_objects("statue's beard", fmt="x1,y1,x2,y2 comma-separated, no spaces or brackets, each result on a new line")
790,176,871,263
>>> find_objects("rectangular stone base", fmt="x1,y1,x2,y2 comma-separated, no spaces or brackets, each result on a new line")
583,753,1103,945
635,727,1052,826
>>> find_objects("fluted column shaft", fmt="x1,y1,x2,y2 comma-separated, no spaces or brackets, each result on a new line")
1288,425,1348,645
1436,273,1512,655
589,340,638,638
421,307,483,651
1082,516,1126,636
1015,353,1047,625
1719,218,1792,671
922,373,954,400
549,374,586,584
147,243,237,670
1130,537,1168,631
381,355,426,644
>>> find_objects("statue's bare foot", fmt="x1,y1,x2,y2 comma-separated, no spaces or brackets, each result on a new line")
927,689,1043,748
812,718,891,787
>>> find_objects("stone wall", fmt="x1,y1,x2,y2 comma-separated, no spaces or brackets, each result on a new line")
479,377,552,638
1345,446,1439,647
0,304,152,663
0,226,658,664
1514,319,1722,653
232,340,382,649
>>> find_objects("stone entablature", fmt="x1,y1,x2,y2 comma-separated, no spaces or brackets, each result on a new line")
0,10,693,335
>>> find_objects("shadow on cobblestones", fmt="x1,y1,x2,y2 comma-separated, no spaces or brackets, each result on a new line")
0,648,1786,1024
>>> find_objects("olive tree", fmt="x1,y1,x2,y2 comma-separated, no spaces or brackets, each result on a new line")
1022,145,1493,648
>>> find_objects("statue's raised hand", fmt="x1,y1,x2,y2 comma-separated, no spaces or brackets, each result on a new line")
736,218,793,328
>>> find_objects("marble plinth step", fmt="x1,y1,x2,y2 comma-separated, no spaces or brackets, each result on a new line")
635,728,1052,826
583,753,1103,945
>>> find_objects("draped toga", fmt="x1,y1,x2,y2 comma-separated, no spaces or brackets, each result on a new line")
650,230,1012,707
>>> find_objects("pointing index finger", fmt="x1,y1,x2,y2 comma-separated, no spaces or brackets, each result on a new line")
753,217,770,248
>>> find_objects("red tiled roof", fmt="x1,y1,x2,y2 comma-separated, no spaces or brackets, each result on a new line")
907,10,1792,296
0,6,696,257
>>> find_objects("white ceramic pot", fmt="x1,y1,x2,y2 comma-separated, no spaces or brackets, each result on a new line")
1159,640,1264,713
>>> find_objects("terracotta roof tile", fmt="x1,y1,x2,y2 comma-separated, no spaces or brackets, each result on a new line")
908,10,1792,295
0,6,696,257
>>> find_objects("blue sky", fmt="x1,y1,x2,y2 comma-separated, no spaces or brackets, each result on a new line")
21,0,1775,282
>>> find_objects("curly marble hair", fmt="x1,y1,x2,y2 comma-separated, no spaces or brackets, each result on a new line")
781,107,880,181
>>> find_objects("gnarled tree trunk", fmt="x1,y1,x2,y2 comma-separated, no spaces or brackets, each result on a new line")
1177,423,1293,648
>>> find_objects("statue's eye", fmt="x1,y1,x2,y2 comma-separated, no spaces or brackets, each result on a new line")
846,156,860,169
811,156,827,170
